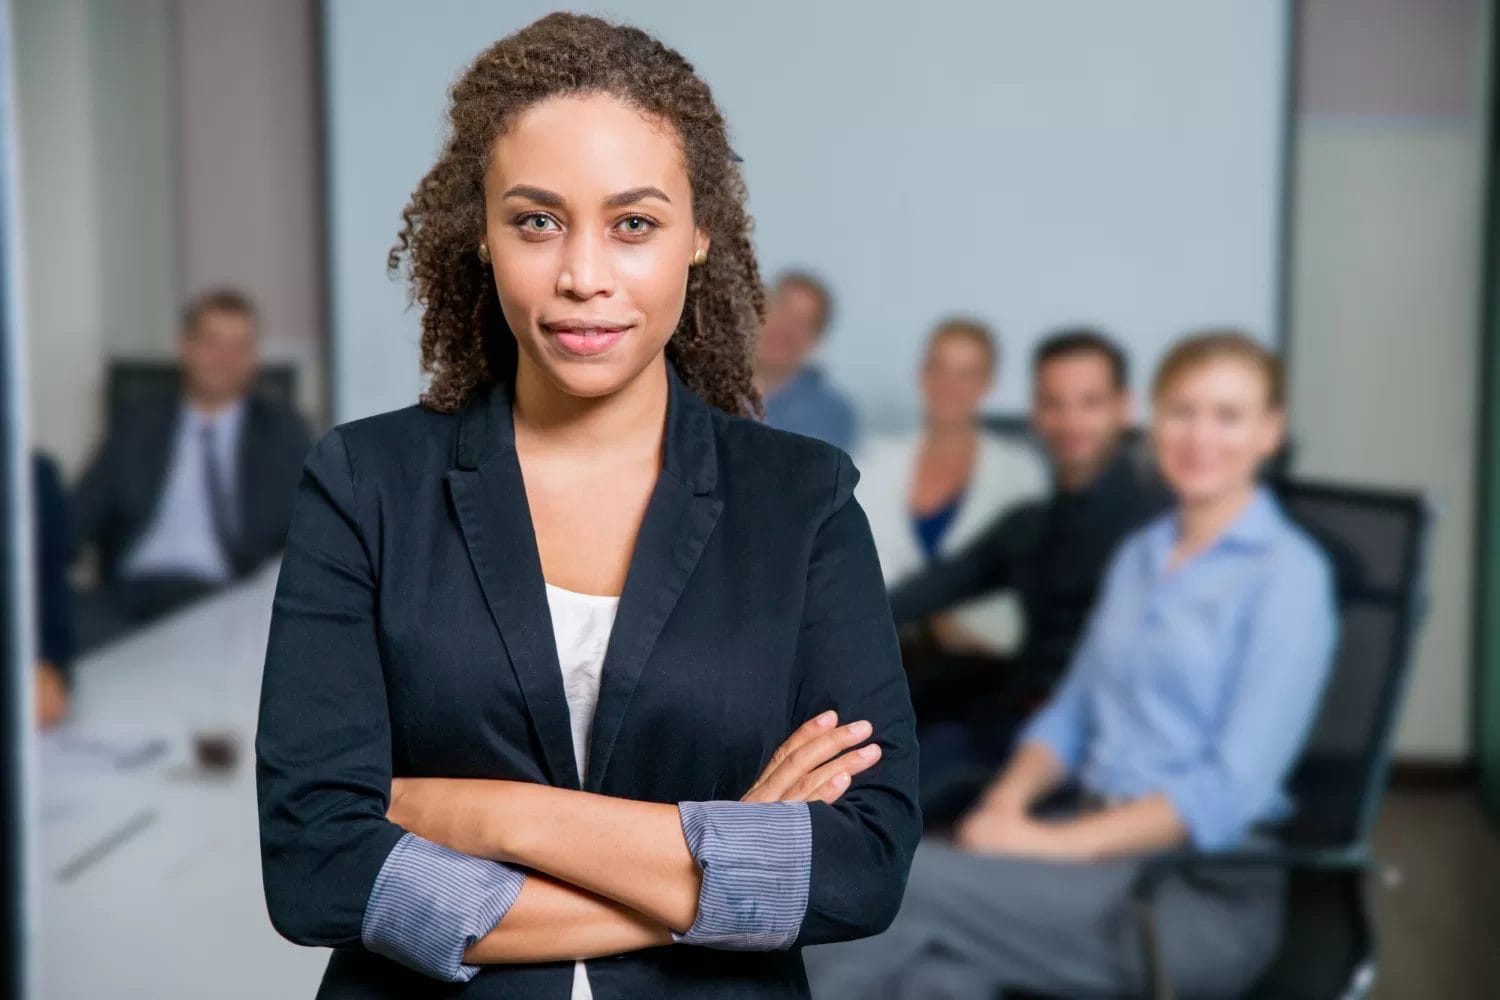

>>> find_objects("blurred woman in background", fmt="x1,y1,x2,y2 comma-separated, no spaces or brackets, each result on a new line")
858,318,1045,655
807,331,1338,999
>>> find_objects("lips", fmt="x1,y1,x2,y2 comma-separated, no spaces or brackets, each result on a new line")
543,321,631,358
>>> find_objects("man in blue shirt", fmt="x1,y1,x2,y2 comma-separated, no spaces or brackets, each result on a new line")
756,271,858,452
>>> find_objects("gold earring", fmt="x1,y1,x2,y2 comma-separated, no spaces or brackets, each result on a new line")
692,247,708,266
477,243,491,264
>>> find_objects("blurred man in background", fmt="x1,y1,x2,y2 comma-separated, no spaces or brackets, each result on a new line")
71,289,311,653
756,270,858,451
891,330,1168,821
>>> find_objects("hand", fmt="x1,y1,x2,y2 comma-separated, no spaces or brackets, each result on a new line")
740,710,882,805
388,777,499,858
960,797,1068,863
35,661,69,729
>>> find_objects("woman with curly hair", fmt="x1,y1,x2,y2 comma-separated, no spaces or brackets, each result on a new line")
255,13,919,999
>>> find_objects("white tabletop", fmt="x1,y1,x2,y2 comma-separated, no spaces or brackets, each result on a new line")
37,563,328,999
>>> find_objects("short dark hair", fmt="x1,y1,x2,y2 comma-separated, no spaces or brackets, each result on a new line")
773,270,834,336
181,288,258,335
1033,327,1128,390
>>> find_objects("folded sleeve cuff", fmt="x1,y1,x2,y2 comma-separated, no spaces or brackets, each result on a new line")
673,800,811,951
360,832,526,982
1020,712,1084,773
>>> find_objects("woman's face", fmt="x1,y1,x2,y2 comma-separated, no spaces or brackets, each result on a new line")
920,332,993,430
484,92,708,400
1152,358,1283,506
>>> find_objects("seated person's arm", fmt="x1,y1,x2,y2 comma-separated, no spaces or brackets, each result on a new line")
966,546,1338,861
887,505,1019,625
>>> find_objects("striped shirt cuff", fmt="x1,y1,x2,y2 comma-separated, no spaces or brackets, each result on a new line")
673,800,811,951
360,833,526,982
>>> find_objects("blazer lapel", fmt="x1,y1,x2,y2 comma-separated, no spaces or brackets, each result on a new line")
585,368,722,791
447,383,580,789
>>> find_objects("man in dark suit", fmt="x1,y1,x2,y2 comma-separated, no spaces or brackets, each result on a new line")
72,289,311,652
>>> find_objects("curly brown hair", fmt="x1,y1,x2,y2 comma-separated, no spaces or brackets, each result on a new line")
387,13,765,416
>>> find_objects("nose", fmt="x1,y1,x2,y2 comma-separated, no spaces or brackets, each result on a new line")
557,227,612,300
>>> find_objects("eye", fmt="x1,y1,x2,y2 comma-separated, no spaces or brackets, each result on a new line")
515,212,560,236
615,214,658,237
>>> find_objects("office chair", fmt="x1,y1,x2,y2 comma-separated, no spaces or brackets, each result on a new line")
1126,479,1434,1000
106,360,298,416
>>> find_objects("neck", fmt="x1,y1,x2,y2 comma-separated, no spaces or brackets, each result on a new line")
185,390,240,417
1176,482,1258,552
924,420,976,452
1053,444,1119,494
512,357,669,459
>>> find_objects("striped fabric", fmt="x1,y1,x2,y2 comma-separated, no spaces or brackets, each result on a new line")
361,832,526,982
674,800,812,950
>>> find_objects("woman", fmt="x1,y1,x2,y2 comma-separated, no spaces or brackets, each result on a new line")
858,318,1045,654
255,14,919,1000
805,332,1338,998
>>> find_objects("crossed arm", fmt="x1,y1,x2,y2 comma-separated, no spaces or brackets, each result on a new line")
257,435,919,983
385,712,883,965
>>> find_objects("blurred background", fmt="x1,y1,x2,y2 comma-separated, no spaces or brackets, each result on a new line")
0,0,1497,997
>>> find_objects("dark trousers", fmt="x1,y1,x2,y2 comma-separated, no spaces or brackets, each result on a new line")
903,647,1050,829
75,574,223,655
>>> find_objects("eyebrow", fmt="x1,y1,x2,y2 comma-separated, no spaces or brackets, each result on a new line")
500,184,672,208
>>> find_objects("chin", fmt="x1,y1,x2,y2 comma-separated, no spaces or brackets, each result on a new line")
532,347,661,400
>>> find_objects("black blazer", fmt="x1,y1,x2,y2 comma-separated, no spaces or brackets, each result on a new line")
73,393,312,582
256,368,920,998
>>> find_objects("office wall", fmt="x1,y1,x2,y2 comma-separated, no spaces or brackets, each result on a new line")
324,0,1289,426
1288,0,1487,759
177,0,326,425
14,0,326,479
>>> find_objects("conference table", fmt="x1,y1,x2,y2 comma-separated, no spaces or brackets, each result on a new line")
37,562,327,999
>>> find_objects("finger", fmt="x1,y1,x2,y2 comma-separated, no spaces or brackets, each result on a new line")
766,710,839,771
745,711,839,800
756,720,872,800
795,743,883,803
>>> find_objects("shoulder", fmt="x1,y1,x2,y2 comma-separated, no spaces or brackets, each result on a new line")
316,403,460,481
1265,505,1336,597
110,397,179,438
974,432,1047,486
246,393,311,439
710,409,857,516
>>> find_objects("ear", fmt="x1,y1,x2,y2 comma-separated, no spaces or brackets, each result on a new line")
1259,407,1287,458
694,228,711,259
1120,387,1137,425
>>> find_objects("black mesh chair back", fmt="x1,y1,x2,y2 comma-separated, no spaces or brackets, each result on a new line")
107,360,298,416
1273,481,1433,851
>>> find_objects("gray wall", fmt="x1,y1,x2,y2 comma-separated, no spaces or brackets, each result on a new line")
323,0,1289,426
15,0,325,478
1288,0,1487,759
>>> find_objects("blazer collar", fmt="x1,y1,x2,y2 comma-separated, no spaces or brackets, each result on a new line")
447,361,722,790
454,361,718,496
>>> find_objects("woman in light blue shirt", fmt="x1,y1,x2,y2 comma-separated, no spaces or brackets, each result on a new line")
806,332,1338,999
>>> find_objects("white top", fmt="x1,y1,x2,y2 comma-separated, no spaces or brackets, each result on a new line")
544,583,620,1000
122,398,247,582
856,428,1048,651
